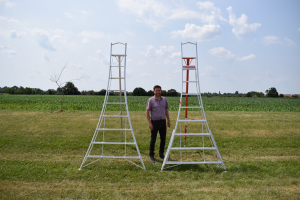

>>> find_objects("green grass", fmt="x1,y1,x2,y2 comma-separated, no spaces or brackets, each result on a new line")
1,95,300,111
1,110,300,199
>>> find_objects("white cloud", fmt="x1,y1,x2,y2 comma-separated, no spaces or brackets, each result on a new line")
209,47,256,61
262,35,280,46
143,45,177,58
196,1,226,24
170,52,181,58
227,6,261,38
0,45,9,49
155,46,175,56
82,38,89,45
3,50,17,56
142,45,155,57
117,0,169,30
209,47,235,59
64,12,73,19
88,55,100,62
0,0,16,7
284,37,297,46
171,23,221,41
237,54,257,61
0,16,20,23
202,66,220,77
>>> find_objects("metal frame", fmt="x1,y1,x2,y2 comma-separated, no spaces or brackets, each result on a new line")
79,42,145,170
161,42,226,171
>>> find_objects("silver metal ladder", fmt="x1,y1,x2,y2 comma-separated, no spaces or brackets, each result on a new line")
79,42,145,170
161,42,226,171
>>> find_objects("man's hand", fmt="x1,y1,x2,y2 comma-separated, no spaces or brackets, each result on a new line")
149,123,153,130
167,119,171,128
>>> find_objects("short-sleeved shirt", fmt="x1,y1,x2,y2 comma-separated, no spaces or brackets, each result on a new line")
146,96,169,120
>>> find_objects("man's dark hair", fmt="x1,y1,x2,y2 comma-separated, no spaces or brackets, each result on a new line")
153,85,161,91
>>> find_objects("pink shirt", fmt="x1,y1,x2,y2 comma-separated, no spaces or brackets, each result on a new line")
146,96,169,120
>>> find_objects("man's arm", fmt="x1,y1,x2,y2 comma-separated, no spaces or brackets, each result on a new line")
165,109,170,128
146,110,153,130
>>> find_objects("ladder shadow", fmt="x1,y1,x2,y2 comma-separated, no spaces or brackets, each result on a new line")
162,164,224,173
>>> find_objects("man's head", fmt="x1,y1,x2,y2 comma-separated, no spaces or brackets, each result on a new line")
153,85,161,98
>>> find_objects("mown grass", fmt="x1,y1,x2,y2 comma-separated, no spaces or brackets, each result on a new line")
1,94,300,111
1,110,299,199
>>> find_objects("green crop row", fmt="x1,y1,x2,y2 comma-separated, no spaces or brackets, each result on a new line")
0,95,299,112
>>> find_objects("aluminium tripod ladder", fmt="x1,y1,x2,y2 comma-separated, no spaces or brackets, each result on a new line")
79,42,145,170
161,42,226,171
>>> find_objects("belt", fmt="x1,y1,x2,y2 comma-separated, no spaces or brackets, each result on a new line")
152,119,166,121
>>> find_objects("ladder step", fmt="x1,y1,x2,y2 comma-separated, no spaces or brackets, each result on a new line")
182,93,199,95
103,115,128,118
110,66,124,67
92,142,135,145
87,155,140,159
171,147,216,150
183,81,197,83
106,102,126,104
108,90,125,92
110,77,124,79
183,68,196,70
111,54,126,56
182,57,196,59
174,133,210,136
165,161,221,165
97,128,132,131
180,106,203,109
177,119,206,122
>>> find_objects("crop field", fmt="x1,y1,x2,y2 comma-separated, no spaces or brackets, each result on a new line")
1,94,300,111
0,95,300,199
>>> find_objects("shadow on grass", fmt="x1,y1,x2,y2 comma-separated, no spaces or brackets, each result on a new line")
162,164,225,174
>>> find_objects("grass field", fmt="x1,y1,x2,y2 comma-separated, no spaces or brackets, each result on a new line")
0,94,300,112
0,95,300,199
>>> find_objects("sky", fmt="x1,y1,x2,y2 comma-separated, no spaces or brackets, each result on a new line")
0,0,299,94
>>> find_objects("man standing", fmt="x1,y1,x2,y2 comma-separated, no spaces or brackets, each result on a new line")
146,85,171,163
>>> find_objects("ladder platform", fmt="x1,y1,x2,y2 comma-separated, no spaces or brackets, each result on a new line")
171,147,216,150
174,133,210,136
87,155,140,159
183,68,196,70
103,115,128,118
165,161,222,165
111,54,126,56
182,93,199,96
180,106,203,109
182,57,196,59
97,128,132,131
108,90,125,92
183,66,195,69
110,77,124,79
110,66,124,67
177,119,205,122
92,142,135,145
183,81,197,83
106,102,126,104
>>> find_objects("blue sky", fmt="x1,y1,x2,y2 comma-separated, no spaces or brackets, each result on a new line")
1,0,299,94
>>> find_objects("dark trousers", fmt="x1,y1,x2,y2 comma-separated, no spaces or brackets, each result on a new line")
149,119,166,157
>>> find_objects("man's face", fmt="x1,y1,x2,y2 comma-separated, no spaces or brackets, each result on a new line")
154,88,161,97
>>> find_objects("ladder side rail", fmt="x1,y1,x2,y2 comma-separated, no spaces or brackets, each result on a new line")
209,129,226,171
123,43,145,170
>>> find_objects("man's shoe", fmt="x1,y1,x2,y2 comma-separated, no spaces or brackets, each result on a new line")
150,156,155,163
159,154,165,159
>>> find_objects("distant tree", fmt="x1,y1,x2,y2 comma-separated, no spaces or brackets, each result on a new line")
245,92,252,97
279,94,284,98
47,89,56,95
12,86,19,90
7,88,15,94
161,90,167,96
62,82,80,95
132,87,146,96
50,63,81,111
146,90,154,96
25,87,33,94
235,91,239,95
17,86,25,94
98,89,106,95
265,87,278,98
167,89,179,96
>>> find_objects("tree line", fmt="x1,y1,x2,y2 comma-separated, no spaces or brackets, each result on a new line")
0,83,294,98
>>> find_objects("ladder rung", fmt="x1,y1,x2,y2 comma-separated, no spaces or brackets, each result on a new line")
111,66,124,67
180,106,203,109
106,102,126,104
111,54,126,56
108,90,125,92
92,142,135,145
110,77,124,79
174,133,210,136
171,147,216,150
182,93,199,95
177,119,206,122
103,115,128,118
97,128,132,131
165,161,221,165
183,81,197,83
87,155,140,159
183,68,196,70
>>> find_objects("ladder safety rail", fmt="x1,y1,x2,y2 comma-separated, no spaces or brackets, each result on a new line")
161,42,226,171
79,43,145,170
